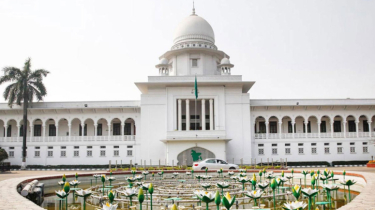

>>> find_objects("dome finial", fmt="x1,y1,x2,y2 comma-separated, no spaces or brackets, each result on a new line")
192,0,196,15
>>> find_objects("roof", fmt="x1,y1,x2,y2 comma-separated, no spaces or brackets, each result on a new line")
250,98,375,106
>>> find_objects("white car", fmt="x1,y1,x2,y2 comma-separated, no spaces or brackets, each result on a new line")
192,158,239,171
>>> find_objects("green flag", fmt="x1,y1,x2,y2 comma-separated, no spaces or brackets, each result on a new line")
194,75,198,99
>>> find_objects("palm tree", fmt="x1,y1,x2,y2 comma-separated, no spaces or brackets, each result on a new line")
0,58,49,169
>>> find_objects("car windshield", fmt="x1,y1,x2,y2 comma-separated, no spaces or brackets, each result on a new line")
206,159,216,163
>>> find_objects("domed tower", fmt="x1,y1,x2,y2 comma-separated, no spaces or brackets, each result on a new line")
156,7,233,76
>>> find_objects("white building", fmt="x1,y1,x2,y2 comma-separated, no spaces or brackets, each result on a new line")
1,9,374,167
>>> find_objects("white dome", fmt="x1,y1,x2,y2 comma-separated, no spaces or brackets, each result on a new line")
220,57,230,65
173,14,215,45
159,58,169,65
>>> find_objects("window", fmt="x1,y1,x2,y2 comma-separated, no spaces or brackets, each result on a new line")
49,124,56,136
272,144,277,147
19,125,23,136
35,151,40,157
258,148,264,155
61,146,66,149
258,144,264,147
363,146,368,153
320,121,327,133
192,59,198,67
34,125,42,136
97,124,102,136
311,143,317,146
6,125,11,137
113,123,121,135
100,146,106,148
114,150,119,156
74,151,79,157
303,121,311,133
87,146,92,149
348,120,356,132
35,147,40,149
350,142,355,145
87,150,92,157
350,147,355,153
334,121,341,132
74,146,79,149
337,143,342,146
127,150,133,156
270,122,277,133
258,122,266,133
312,148,317,154
9,147,14,149
100,150,106,156
206,159,216,163
337,147,343,153
79,124,87,136
114,146,119,148
288,121,296,133
285,143,290,146
9,151,14,157
324,143,329,146
285,148,291,154
61,151,66,157
127,146,133,148
324,147,330,154
272,148,277,155
298,148,304,154
190,123,200,130
48,151,53,157
48,146,53,149
298,143,303,146
363,120,369,132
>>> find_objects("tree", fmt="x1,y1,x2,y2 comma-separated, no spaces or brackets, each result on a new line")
0,149,8,162
0,58,49,169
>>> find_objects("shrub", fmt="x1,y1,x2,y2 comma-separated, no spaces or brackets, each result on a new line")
0,149,8,162
332,160,369,166
186,167,192,170
274,166,281,169
138,167,145,171
148,167,155,170
131,167,136,171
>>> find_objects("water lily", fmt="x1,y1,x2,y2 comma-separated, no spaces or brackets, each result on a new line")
239,169,247,173
301,188,319,210
157,171,163,180
310,170,315,177
281,170,285,177
215,191,221,210
323,184,339,208
126,177,136,187
119,188,137,206
245,189,263,206
69,179,80,187
301,170,309,188
292,185,301,201
55,190,68,199
186,171,191,176
58,182,70,210
108,190,115,204
257,182,269,191
258,170,263,182
135,175,143,181
62,174,66,182
202,175,212,180
310,176,316,189
93,174,101,185
195,190,216,210
341,179,357,203
75,172,79,180
228,171,235,176
323,168,330,178
131,170,137,177
142,171,149,180
201,182,212,190
148,183,154,210
237,176,249,190
250,173,257,190
58,181,65,189
221,192,235,210
230,176,237,182
265,173,275,181
216,182,230,195
138,188,145,210
106,176,116,186
173,172,179,177
270,179,277,210
239,172,247,177
282,201,307,210
135,182,144,186
102,202,118,210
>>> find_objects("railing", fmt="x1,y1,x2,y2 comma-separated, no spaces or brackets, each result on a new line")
254,131,373,139
0,135,136,143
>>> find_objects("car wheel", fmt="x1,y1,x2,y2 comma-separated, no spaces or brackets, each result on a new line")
201,167,206,170
229,167,235,170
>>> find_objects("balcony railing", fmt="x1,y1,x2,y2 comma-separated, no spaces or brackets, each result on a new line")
254,132,374,139
0,135,136,143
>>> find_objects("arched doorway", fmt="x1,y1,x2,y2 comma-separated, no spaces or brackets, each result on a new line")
177,147,215,166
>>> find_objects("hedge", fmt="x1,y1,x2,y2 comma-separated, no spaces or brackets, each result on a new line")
331,160,369,166
286,161,331,167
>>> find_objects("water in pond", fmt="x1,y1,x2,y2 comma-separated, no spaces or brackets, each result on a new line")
41,178,357,210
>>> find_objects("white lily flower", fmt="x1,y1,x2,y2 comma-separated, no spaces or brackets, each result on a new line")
75,189,92,197
93,174,102,178
228,171,235,175
102,202,118,210
283,201,307,210
173,172,179,176
126,177,136,182
58,181,65,186
119,188,137,197
106,176,116,181
142,171,149,175
323,184,339,190
69,180,80,186
55,190,67,197
141,183,150,189
245,189,263,199
194,190,215,200
135,182,144,186
301,188,319,195
200,183,211,188
135,175,143,180
186,172,191,175
217,182,230,188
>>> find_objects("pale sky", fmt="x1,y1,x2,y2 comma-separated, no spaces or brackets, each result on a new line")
0,0,374,103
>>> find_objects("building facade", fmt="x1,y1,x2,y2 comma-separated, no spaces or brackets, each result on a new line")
1,9,374,167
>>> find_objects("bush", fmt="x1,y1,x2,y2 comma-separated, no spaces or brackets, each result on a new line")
332,160,369,166
0,149,8,162
148,167,155,170
186,167,192,170
287,161,330,167
274,166,281,169
138,167,145,171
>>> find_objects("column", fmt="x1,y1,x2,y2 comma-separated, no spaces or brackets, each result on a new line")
265,121,269,139
186,99,190,131
278,122,282,139
29,125,33,141
17,125,20,138
292,122,295,139
4,125,7,139
201,99,206,130
81,123,85,140
209,99,214,130
178,99,182,131
121,123,125,140
94,124,97,141
317,121,321,138
56,125,59,141
108,123,111,140
369,121,372,138
343,121,347,138
356,121,359,138
304,122,308,138
68,123,71,141
331,122,334,138
42,125,45,141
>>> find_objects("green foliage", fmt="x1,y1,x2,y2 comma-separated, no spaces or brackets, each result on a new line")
131,167,136,170
274,166,281,169
0,149,8,162
186,167,192,170
138,167,145,170
332,160,369,166
148,167,155,170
